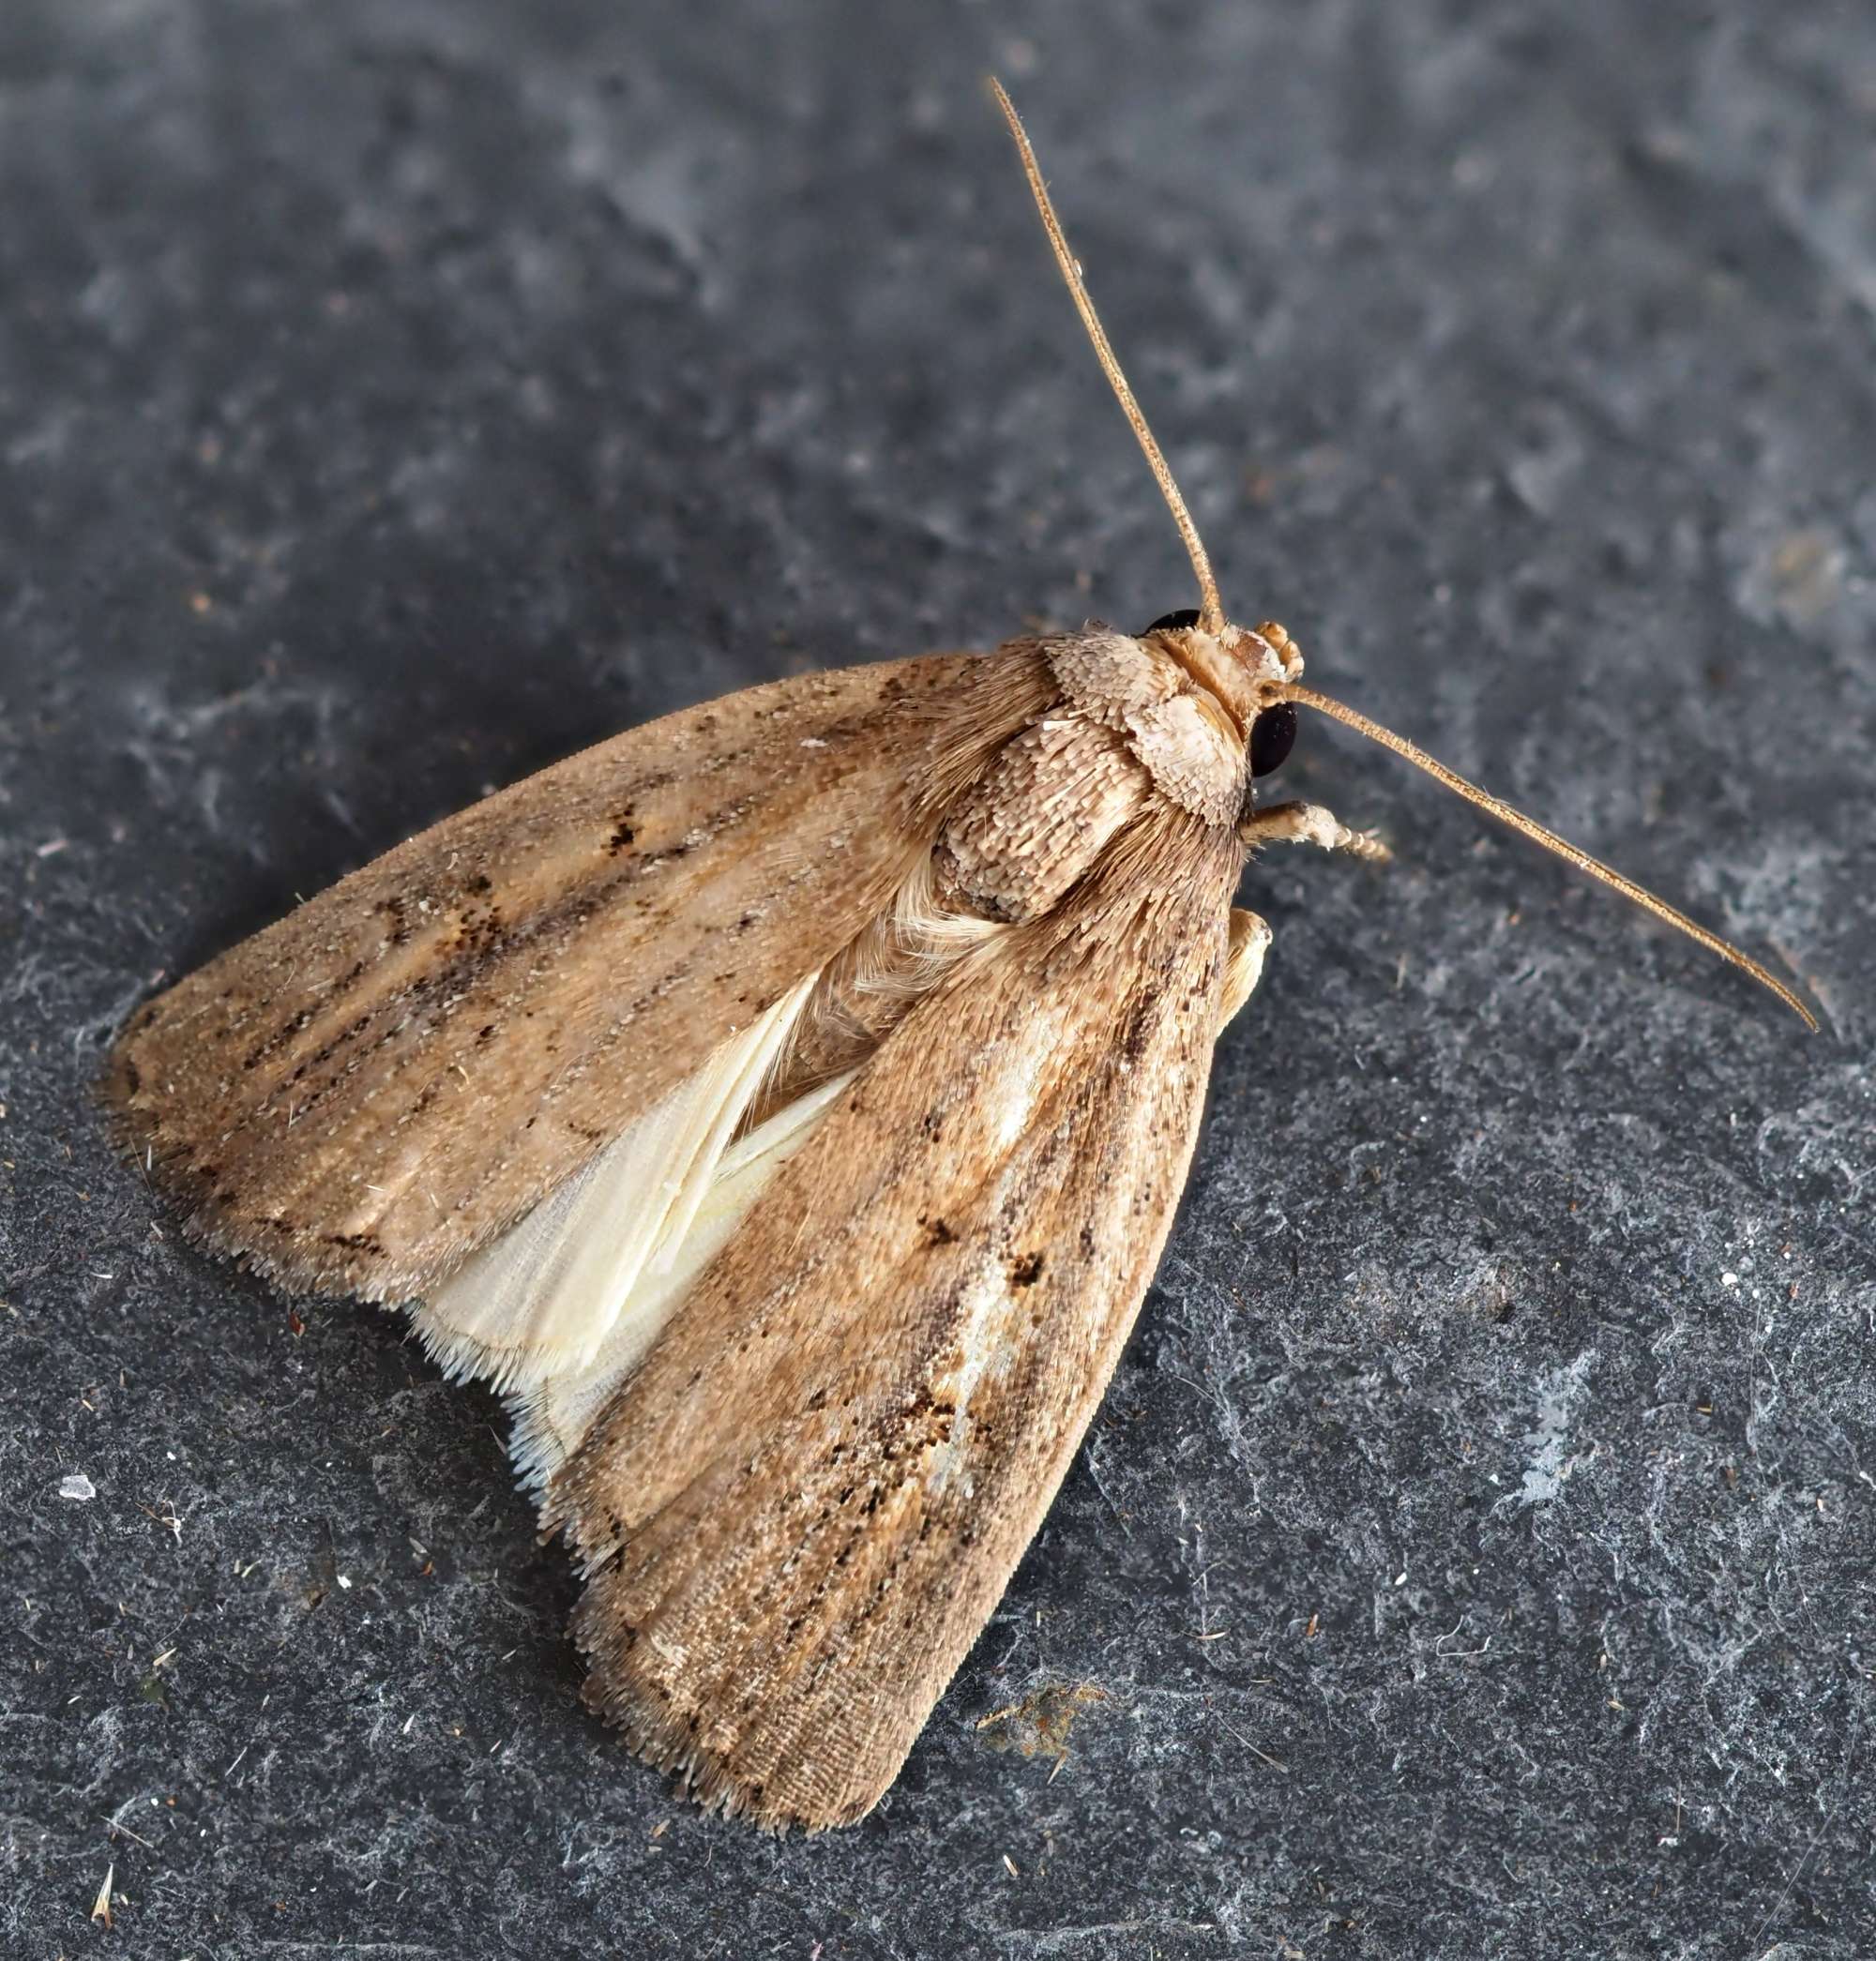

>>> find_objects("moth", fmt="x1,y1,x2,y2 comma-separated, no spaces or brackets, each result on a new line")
106,83,1812,1832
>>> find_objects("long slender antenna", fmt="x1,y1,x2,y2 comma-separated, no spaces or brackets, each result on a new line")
1280,683,1818,1030
991,78,1227,636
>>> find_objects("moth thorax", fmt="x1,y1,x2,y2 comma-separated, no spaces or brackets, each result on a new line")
1044,626,1248,826
933,712,1150,923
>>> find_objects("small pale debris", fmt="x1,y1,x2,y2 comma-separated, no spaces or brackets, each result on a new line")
1720,1272,1740,1289
336,1574,353,1590
1002,1853,1020,1878
58,1473,96,1501
976,1682,1109,1766
91,1860,114,1927
36,837,70,858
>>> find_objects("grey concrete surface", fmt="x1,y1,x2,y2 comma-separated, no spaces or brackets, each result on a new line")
3,4,1872,1955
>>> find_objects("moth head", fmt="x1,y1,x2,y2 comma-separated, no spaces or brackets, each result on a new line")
1139,608,1301,781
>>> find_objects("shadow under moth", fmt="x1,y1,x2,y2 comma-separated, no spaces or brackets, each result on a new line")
105,83,1813,1832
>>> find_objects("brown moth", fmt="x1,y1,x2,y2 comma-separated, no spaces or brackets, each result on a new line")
106,83,1813,1833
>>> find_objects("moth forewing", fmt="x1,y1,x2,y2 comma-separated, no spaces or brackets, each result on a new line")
107,648,1051,1302
555,812,1247,1829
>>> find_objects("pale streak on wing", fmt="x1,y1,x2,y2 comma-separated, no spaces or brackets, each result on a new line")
553,810,1245,1830
415,972,824,1388
107,648,1054,1300
429,842,1019,1486
502,1070,856,1501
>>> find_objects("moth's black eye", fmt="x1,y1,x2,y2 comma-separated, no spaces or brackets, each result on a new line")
1248,702,1297,777
1142,609,1201,634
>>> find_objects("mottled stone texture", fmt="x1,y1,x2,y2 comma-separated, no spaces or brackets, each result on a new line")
3,4,1871,1955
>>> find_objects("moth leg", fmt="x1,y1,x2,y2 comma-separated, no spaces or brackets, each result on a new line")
1218,909,1273,1032
1238,799,1391,863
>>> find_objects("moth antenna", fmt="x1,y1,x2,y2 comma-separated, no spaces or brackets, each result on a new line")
1279,683,1818,1032
990,77,1227,637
